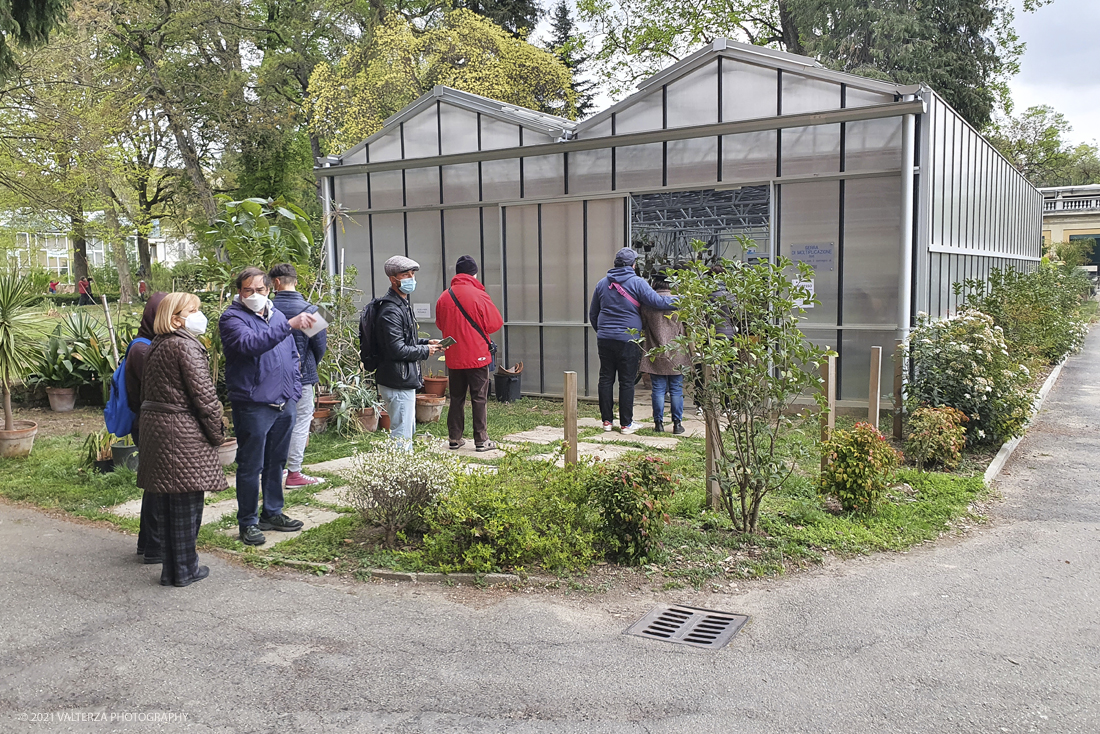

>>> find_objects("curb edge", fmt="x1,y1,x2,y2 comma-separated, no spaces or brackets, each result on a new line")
983,357,1067,488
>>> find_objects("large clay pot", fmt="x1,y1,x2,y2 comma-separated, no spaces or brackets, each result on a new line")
316,393,340,409
217,438,238,466
358,407,380,432
415,394,447,424
0,420,38,458
45,386,77,412
422,376,448,397
378,410,391,432
311,407,332,434
111,443,139,472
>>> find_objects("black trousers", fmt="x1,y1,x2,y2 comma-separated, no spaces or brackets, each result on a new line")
597,338,642,426
150,492,205,586
447,367,491,445
133,423,161,560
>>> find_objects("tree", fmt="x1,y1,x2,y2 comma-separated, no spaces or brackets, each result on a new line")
308,10,576,153
543,0,596,119
988,104,1100,187
456,0,541,37
577,0,1042,129
0,0,71,80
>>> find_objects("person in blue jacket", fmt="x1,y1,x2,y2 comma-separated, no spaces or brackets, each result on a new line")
219,266,317,547
589,248,676,434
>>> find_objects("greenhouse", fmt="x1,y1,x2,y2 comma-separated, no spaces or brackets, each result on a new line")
317,38,1042,403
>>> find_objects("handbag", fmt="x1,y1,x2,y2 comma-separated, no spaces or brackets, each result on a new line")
448,287,498,372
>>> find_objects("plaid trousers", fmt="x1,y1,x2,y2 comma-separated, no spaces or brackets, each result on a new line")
150,491,205,586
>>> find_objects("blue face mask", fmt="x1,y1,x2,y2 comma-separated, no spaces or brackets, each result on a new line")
398,277,417,294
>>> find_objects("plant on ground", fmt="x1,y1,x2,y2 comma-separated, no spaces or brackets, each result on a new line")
0,270,43,431
655,238,833,533
422,454,598,574
905,406,968,471
905,310,1033,445
590,454,677,564
342,439,459,547
30,335,91,389
820,422,901,514
956,263,1090,365
331,376,382,437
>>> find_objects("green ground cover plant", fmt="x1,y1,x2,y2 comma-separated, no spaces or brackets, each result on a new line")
905,406,968,471
820,423,902,513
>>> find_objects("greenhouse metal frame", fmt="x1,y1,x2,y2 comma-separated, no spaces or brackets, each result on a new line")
317,38,1041,403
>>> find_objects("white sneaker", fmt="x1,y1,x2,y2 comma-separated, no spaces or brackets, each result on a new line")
602,421,613,432
620,422,643,435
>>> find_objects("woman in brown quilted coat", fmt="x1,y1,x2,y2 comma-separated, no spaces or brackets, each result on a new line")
136,292,226,587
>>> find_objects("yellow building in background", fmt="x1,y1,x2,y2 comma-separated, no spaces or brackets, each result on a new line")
1041,185,1100,268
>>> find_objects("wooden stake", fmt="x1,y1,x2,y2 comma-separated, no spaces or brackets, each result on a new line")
563,371,578,466
893,339,904,440
868,345,882,430
101,295,120,365
820,354,836,473
703,365,721,510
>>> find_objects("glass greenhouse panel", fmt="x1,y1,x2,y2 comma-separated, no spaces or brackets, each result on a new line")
404,167,441,207
439,105,479,154
481,207,504,307
840,330,897,402
369,170,404,210
405,211,444,315
442,208,482,272
843,176,901,326
334,175,369,212
540,201,586,323
845,118,903,172
615,90,663,134
370,212,404,296
782,124,841,176
615,143,664,191
341,214,373,300
586,198,627,310
523,154,566,199
504,326,541,392
542,326,586,394
781,73,841,114
666,138,719,187
567,149,613,195
368,130,402,162
722,130,777,181
578,117,612,140
778,181,839,327
845,87,895,108
442,163,480,205
720,60,778,121
402,107,440,158
481,159,521,202
503,204,540,322
480,117,520,149
666,61,719,128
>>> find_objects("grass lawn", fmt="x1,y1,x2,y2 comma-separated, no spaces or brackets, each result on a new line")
0,398,993,590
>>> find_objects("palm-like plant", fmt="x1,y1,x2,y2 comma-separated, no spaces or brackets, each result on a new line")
0,271,44,431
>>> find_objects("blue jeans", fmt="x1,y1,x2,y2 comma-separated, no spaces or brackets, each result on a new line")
232,401,297,529
379,384,416,446
650,374,684,424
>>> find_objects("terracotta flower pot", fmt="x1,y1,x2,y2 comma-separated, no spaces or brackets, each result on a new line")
311,407,332,434
422,376,448,397
0,420,38,458
217,438,238,466
358,407,380,432
316,393,340,408
45,386,77,412
378,410,391,432
415,394,447,424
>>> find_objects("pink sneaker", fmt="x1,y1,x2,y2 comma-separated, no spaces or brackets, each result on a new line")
285,471,324,487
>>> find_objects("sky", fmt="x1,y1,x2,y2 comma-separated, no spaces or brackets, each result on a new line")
1004,0,1098,143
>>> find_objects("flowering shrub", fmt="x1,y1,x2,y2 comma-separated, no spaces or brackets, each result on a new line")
820,423,901,513
905,406,968,471
905,310,1033,445
342,439,459,547
590,454,677,565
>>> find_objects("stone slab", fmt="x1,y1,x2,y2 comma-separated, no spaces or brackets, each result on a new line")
108,498,143,519
309,487,349,507
445,441,506,460
201,499,238,525
588,433,681,450
220,507,343,546
530,441,639,467
500,426,564,444
304,456,358,475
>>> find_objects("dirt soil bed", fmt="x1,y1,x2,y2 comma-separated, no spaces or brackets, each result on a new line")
14,406,103,439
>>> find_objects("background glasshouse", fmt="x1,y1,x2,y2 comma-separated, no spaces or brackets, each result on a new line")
317,39,1042,404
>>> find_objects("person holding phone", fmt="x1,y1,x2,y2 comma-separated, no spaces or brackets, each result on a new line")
270,263,328,487
435,255,504,451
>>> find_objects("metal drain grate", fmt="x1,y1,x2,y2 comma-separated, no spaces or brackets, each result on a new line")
623,604,748,649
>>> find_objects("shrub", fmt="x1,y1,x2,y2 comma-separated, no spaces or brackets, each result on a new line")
422,455,597,574
590,454,677,564
342,440,458,547
820,423,901,513
957,264,1090,365
905,406,968,471
905,310,1033,445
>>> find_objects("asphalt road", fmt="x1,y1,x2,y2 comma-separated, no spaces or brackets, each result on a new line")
2,335,1098,734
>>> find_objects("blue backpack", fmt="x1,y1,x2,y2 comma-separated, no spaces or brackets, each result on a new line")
104,337,151,437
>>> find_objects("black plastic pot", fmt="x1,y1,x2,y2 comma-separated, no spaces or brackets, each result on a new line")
494,373,521,403
112,443,139,472
93,458,114,474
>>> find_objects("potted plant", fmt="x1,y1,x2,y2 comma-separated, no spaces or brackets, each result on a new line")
422,366,448,397
30,335,85,412
332,378,383,435
111,433,139,471
415,393,447,424
83,429,115,473
218,414,237,466
0,271,42,457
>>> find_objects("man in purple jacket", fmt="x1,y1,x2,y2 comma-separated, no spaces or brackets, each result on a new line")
219,266,317,546
589,248,676,434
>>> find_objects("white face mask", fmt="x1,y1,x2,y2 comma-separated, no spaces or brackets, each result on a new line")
242,293,267,313
184,311,208,335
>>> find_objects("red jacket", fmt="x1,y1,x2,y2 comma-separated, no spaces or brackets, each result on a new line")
435,273,503,370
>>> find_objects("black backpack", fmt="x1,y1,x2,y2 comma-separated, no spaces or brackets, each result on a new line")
359,297,384,372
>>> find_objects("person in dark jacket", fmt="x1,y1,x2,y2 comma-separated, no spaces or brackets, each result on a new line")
434,255,503,451
125,291,167,564
270,263,327,487
219,266,317,546
375,255,445,444
640,275,689,434
137,292,225,587
589,248,676,434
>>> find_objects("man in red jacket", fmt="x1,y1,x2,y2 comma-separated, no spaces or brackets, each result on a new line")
435,255,504,451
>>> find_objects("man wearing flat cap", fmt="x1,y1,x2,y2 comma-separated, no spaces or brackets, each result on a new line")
589,247,676,434
375,255,445,443
435,255,503,452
